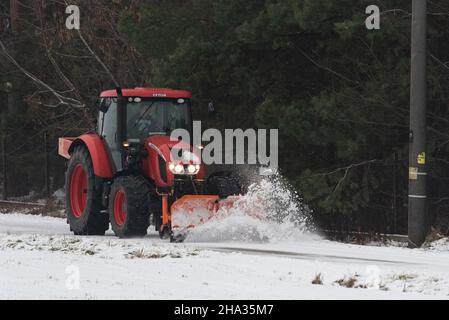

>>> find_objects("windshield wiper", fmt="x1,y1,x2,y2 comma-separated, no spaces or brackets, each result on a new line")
132,102,155,128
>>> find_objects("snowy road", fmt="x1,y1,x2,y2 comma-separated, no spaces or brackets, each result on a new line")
1,213,449,299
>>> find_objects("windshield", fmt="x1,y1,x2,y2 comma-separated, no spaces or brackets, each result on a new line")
126,99,192,140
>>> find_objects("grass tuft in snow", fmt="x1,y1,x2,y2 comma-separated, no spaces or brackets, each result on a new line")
126,247,201,259
393,273,418,281
422,227,445,247
312,273,323,285
335,276,358,288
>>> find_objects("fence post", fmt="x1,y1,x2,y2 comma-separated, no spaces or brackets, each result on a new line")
2,135,7,200
10,0,18,33
43,131,50,197
392,152,398,234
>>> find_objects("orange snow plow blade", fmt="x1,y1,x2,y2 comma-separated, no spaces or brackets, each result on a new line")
170,195,241,231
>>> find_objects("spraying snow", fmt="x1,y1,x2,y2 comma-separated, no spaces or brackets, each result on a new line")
185,174,318,243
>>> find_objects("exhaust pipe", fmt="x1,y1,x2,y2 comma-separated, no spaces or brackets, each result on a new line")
116,87,127,170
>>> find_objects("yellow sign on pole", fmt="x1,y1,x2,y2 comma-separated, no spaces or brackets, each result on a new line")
417,152,426,165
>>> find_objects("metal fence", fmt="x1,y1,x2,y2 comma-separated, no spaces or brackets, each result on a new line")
0,129,65,200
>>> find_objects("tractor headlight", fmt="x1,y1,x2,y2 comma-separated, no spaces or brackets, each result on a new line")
187,164,200,175
174,164,185,174
168,163,200,175
168,162,184,174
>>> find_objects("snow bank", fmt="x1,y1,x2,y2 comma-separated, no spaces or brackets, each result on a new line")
423,237,449,252
0,232,203,260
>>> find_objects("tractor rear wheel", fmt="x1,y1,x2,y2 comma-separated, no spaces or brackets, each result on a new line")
109,176,151,238
65,146,109,235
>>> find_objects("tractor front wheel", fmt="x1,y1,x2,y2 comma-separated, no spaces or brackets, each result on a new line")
65,146,109,235
109,176,151,238
205,173,242,198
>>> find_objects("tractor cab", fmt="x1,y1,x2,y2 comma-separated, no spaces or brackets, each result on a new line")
96,88,195,174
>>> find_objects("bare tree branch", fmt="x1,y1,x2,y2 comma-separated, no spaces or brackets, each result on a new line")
0,39,85,108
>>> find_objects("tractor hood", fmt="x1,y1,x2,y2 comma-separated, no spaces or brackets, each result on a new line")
145,135,199,164
142,135,204,187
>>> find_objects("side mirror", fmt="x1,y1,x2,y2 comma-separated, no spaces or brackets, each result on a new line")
98,98,111,113
208,102,215,115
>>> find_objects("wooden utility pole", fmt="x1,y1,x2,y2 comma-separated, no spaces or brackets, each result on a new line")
408,0,428,248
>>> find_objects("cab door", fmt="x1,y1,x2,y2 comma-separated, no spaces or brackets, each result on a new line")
97,98,123,172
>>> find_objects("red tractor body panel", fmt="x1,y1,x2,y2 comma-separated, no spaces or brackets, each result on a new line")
59,134,205,185
143,135,205,187
58,134,113,178
100,88,192,99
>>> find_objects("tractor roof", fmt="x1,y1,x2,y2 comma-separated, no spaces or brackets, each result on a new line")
100,88,192,99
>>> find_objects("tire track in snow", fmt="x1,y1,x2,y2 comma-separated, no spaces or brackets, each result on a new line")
203,246,420,266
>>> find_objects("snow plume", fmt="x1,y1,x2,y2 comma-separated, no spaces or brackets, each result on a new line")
185,174,317,243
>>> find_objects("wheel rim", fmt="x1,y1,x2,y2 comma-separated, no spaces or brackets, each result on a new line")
114,190,126,226
70,164,88,218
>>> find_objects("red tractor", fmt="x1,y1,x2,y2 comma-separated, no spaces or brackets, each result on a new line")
58,87,241,241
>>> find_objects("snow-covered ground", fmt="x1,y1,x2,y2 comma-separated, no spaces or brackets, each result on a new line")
1,213,449,300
